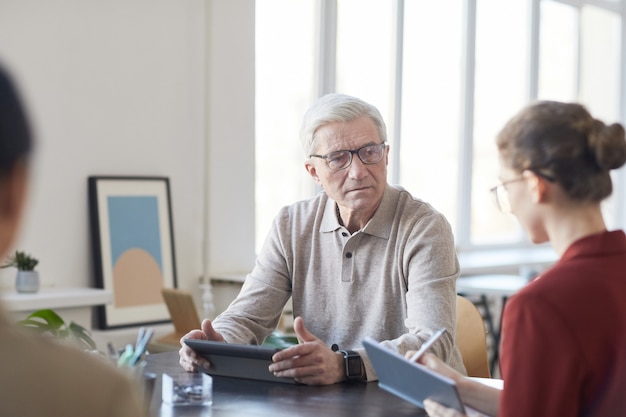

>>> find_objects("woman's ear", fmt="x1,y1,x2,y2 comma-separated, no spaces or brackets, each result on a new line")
523,170,548,204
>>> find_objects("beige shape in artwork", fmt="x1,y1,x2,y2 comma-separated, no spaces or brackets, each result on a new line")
112,248,164,308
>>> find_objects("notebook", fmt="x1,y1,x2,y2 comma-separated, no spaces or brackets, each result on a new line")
362,337,466,413
183,339,297,384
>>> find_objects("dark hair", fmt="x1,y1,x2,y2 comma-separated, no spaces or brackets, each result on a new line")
496,100,626,202
0,64,32,176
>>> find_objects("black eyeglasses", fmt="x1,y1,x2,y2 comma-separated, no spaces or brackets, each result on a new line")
309,142,387,171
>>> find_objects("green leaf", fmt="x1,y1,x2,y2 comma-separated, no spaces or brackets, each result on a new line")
1,250,38,271
15,309,98,352
68,321,97,351
23,309,65,329
15,318,57,335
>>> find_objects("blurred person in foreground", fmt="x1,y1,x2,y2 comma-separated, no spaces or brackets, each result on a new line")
411,101,626,417
0,63,144,416
180,93,466,385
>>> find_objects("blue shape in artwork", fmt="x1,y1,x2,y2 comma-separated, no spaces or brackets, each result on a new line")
108,196,162,270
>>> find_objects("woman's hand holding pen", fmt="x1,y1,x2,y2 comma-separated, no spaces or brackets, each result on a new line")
406,353,468,417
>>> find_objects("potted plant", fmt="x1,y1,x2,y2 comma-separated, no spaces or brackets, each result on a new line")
16,308,97,351
1,250,40,293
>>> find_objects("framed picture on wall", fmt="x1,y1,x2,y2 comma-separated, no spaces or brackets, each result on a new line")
88,176,177,329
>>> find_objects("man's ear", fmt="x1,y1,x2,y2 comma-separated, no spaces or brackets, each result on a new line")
385,142,390,165
304,161,322,186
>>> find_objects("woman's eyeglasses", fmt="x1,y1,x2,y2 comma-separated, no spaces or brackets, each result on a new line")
489,171,556,213
489,177,525,213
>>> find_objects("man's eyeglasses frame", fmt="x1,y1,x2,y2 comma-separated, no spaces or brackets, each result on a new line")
309,142,387,171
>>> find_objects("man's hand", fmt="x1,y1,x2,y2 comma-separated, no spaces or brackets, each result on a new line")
268,317,345,385
178,319,225,372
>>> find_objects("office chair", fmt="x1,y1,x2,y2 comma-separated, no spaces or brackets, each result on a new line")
456,294,491,378
158,288,202,346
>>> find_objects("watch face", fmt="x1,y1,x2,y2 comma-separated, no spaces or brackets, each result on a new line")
347,355,361,376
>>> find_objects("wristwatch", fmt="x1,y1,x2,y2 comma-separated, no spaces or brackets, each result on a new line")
338,350,363,380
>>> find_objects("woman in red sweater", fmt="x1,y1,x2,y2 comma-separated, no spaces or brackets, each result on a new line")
416,101,626,417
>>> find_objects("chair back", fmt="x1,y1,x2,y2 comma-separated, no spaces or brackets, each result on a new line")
456,294,491,378
159,288,202,346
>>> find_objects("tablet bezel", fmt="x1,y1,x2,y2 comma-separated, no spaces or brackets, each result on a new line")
183,339,296,384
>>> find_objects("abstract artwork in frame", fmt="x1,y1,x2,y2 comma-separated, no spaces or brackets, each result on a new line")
88,176,177,329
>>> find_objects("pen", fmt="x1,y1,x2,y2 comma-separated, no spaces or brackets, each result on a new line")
408,328,446,363
130,328,154,365
118,344,134,367
107,342,118,362
135,327,145,352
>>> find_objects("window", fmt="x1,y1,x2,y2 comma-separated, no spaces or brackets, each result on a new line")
400,1,463,241
256,0,625,256
539,1,623,229
255,0,317,249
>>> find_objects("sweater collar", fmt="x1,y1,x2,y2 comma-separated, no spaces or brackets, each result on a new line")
320,185,397,240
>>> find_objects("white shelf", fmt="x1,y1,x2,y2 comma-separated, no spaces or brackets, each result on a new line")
1,287,113,312
211,273,247,283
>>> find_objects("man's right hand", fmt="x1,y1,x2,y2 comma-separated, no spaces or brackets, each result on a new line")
178,318,225,372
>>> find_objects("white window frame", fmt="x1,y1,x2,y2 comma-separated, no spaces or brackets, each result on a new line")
255,0,625,274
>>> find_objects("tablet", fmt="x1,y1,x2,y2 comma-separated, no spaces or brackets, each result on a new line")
183,339,297,384
362,337,466,413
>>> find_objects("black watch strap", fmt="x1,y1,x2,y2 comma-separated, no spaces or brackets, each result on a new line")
338,350,363,380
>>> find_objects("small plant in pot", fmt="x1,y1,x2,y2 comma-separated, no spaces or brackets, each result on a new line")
1,250,40,293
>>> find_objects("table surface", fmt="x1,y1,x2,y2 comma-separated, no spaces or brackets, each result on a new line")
144,351,427,417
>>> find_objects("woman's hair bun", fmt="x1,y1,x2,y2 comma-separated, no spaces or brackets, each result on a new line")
588,120,626,171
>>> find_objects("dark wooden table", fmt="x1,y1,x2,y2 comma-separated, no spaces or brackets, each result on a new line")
144,351,427,416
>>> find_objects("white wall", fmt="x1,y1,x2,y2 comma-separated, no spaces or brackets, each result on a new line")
205,0,256,277
0,0,257,340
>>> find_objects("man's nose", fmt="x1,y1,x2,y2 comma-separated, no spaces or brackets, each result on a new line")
348,155,368,179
